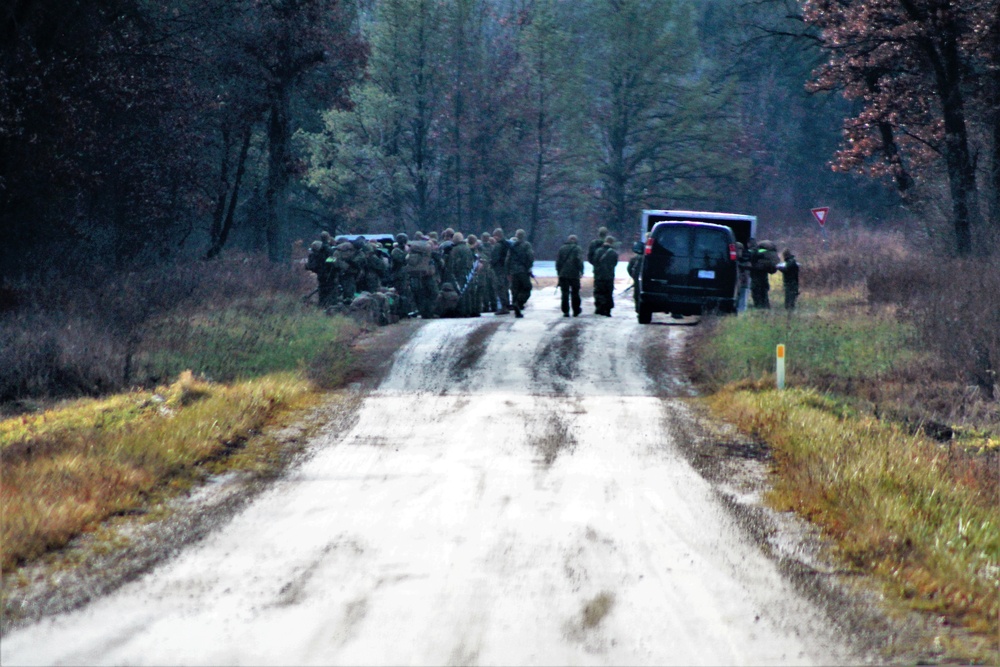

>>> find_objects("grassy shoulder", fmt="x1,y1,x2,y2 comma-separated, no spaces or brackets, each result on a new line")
690,284,998,660
0,297,362,573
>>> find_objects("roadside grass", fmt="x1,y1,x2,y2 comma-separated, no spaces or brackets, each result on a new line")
1,298,360,572
690,274,999,658
135,295,358,385
695,293,924,390
705,387,998,646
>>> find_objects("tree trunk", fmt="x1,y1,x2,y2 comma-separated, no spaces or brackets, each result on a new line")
266,87,291,263
209,124,232,251
206,125,251,260
908,7,979,256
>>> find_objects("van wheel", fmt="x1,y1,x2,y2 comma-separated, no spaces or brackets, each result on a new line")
637,303,652,324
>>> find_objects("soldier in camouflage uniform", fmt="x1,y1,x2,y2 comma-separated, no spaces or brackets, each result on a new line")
491,228,511,314
446,232,479,317
390,233,415,316
588,227,609,269
592,235,619,316
749,238,778,309
467,234,489,314
407,233,439,318
477,233,497,312
556,234,584,317
778,249,800,310
334,239,361,303
627,241,643,312
306,240,338,307
506,229,534,318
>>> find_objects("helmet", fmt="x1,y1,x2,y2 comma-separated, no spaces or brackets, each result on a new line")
396,233,408,245
310,240,323,251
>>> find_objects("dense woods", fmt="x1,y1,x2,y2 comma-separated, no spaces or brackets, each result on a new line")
1,0,997,276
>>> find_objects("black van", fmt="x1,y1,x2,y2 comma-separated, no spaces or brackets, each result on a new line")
636,221,739,323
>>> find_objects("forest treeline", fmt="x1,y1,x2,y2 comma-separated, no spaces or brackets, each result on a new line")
1,0,998,279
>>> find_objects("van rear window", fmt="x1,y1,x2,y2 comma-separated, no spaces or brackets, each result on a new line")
653,225,729,259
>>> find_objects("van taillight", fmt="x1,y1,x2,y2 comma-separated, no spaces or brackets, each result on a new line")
644,237,654,255
729,243,737,260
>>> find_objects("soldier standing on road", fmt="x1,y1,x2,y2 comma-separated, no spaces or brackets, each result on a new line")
390,233,415,316
477,233,497,313
588,227,609,269
407,232,439,319
556,234,584,317
446,232,479,317
506,229,534,318
491,228,512,315
627,241,644,312
778,249,800,311
592,235,619,316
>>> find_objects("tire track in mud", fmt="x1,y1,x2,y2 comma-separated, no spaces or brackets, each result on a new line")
529,414,578,467
447,320,505,386
388,319,505,395
530,320,584,395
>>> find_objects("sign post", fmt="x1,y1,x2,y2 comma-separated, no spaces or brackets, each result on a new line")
776,344,786,390
810,207,829,227
811,207,829,246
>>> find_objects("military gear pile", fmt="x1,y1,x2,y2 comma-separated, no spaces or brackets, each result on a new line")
305,228,516,321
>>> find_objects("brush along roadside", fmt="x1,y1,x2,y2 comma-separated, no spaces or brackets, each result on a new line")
686,285,998,661
703,387,998,661
0,316,422,632
0,309,422,589
0,371,318,573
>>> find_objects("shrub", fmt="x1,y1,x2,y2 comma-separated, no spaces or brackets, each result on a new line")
788,229,911,290
868,258,1000,400
0,256,317,403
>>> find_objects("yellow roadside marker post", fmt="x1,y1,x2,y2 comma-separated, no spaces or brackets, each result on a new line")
776,344,786,389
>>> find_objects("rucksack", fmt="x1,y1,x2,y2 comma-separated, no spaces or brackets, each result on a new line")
754,240,780,274
406,241,435,276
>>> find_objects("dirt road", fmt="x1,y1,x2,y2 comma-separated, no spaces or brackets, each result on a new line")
1,286,864,665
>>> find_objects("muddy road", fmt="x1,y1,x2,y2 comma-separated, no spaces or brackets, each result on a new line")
2,287,869,665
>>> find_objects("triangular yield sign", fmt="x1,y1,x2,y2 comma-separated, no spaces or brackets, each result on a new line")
811,207,829,226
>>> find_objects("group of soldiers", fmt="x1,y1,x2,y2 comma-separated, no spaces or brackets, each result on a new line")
553,227,621,317
306,227,537,321
307,224,797,322
738,238,800,310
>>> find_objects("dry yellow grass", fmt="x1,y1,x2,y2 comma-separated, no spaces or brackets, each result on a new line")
0,371,312,570
705,387,999,656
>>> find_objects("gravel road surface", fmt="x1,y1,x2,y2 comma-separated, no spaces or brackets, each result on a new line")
1,284,863,666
